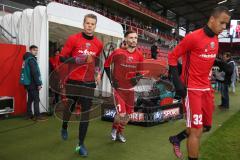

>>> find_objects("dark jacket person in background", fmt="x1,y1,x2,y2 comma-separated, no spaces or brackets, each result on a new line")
151,42,158,59
215,52,234,109
23,45,45,121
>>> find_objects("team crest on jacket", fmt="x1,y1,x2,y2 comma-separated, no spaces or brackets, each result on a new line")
210,42,215,49
86,43,91,49
128,56,134,62
204,41,216,52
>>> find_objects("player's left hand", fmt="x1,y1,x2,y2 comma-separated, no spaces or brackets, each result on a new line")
130,73,143,86
86,55,93,63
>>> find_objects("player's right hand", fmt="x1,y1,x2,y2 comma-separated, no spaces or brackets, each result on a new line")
130,73,143,86
169,65,187,98
175,84,187,98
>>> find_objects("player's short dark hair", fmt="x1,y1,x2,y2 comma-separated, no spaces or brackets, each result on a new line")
29,45,38,50
210,6,231,18
124,30,137,37
84,14,97,23
223,52,231,57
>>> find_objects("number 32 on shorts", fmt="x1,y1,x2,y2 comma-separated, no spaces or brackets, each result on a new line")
193,114,203,125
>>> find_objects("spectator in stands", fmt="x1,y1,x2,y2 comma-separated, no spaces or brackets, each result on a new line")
151,42,158,59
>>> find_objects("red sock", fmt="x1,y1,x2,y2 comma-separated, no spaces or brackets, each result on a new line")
112,122,119,130
117,122,126,134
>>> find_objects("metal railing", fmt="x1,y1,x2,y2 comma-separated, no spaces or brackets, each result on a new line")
0,3,22,44
0,24,16,44
49,0,176,42
0,3,23,13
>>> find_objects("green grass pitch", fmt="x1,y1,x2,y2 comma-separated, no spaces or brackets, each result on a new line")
0,86,239,160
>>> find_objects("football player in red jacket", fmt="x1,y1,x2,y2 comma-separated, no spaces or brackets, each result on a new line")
168,7,230,160
104,30,144,143
59,13,103,157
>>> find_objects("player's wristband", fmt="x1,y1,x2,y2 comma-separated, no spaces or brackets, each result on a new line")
59,56,75,63
59,56,84,64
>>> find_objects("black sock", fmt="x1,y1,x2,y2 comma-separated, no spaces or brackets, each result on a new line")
79,121,89,146
61,98,76,130
188,157,198,160
62,121,68,130
76,92,93,146
176,129,189,142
